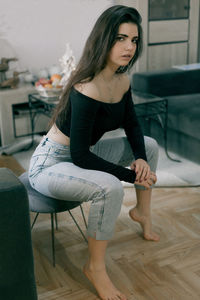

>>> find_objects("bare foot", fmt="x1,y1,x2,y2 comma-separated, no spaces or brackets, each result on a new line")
129,207,160,242
83,262,127,300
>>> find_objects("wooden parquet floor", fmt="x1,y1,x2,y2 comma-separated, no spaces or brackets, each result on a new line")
30,186,200,300
1,155,199,299
0,156,200,300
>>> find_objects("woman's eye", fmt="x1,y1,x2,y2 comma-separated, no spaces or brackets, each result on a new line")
132,39,138,44
116,36,124,41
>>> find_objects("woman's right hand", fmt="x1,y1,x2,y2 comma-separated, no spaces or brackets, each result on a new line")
134,171,157,189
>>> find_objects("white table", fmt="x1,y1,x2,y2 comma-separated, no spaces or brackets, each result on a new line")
0,84,35,146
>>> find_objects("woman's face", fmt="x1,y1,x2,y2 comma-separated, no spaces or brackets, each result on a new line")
107,22,139,69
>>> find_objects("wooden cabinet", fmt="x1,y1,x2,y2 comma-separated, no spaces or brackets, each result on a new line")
148,43,188,70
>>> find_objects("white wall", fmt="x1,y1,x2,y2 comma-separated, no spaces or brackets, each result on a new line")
0,0,113,76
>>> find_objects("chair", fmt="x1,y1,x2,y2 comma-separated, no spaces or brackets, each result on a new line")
0,168,37,300
19,172,88,267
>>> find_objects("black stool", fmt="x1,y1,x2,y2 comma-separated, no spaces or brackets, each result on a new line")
19,172,88,267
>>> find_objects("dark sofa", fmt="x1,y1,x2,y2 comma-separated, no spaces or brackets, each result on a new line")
131,68,200,164
0,168,37,300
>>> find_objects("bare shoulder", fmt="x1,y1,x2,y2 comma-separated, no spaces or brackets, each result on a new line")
120,73,131,92
74,80,100,100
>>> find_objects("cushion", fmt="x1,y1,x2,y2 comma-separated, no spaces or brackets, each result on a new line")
132,68,200,97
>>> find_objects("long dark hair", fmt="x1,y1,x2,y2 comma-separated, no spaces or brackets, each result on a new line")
50,5,143,126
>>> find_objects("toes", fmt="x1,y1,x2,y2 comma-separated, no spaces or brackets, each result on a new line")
154,235,160,242
110,294,121,300
117,292,127,300
115,295,126,300
152,232,160,241
144,233,160,242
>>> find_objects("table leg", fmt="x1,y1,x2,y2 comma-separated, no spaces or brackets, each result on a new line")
163,101,181,162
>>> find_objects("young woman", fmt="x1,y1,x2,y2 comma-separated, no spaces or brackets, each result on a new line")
29,5,159,300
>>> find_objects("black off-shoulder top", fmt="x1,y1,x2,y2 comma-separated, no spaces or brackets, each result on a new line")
55,86,147,183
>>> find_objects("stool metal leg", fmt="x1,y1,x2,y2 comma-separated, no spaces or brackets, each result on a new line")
31,209,87,267
80,204,87,229
68,210,88,243
54,213,58,230
50,213,56,267
31,212,39,229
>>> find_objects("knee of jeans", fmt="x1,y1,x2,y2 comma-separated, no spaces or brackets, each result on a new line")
146,137,158,156
145,137,159,168
105,177,124,204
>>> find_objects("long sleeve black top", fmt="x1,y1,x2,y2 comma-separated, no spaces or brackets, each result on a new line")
55,86,147,183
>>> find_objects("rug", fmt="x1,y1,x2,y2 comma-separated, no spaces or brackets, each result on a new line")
156,147,200,187
123,148,200,188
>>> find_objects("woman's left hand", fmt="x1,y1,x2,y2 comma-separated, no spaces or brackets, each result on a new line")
130,159,151,182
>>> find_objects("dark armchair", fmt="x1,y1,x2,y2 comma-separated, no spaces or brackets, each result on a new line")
0,168,37,300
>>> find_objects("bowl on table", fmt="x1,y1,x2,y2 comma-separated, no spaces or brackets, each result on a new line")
35,74,63,98
35,85,63,98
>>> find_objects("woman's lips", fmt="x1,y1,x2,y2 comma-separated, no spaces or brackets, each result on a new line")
121,55,132,60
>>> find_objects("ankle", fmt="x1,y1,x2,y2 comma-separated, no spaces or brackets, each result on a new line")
87,260,106,272
134,206,151,217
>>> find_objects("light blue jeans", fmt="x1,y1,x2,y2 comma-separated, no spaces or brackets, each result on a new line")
28,135,158,240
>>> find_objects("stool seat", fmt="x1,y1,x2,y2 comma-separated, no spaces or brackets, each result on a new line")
19,172,87,266
19,172,81,213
